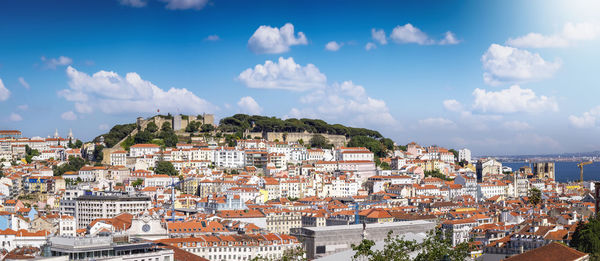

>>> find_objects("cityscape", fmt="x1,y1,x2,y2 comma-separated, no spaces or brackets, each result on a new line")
1,1,600,261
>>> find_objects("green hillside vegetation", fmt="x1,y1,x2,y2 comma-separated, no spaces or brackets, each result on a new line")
93,115,404,163
94,123,137,148
218,114,383,138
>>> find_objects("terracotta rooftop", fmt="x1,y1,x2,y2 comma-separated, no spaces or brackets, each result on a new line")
504,242,588,261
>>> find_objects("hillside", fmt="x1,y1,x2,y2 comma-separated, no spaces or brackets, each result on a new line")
92,114,397,158
218,114,383,139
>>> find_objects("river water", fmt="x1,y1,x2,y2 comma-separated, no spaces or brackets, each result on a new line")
502,162,600,183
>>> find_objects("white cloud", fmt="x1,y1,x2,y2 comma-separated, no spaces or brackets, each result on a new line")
569,106,600,128
503,120,532,130
371,28,387,45
439,31,460,45
293,81,396,126
390,24,433,45
563,22,600,40
418,117,456,129
75,103,93,114
248,23,308,54
9,113,22,122
18,104,28,110
0,78,10,101
443,99,463,112
160,0,208,10
61,111,77,121
481,44,561,85
507,22,599,48
506,33,569,48
18,77,30,89
99,124,110,131
365,42,377,51
59,66,216,115
119,0,147,7
237,57,327,91
237,96,263,115
325,41,342,51
41,56,72,69
206,35,220,41
472,85,558,113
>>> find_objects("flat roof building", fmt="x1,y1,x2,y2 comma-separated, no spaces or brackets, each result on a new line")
290,220,435,259
75,193,151,229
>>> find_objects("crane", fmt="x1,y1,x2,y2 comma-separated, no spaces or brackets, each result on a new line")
166,176,193,222
578,161,593,187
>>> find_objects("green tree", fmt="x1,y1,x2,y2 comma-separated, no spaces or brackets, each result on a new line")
448,149,459,162
74,139,83,148
134,130,153,144
348,135,386,157
310,134,329,149
94,123,137,148
528,187,542,206
159,130,178,147
352,229,469,261
380,138,395,151
121,135,135,150
155,161,178,176
146,122,158,133
53,156,86,176
201,124,215,132
131,178,144,187
571,217,600,259
185,121,201,133
93,145,104,162
424,170,453,181
161,122,172,132
380,162,392,170
25,145,40,163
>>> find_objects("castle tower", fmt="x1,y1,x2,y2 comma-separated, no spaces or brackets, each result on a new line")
68,129,74,140
54,129,59,138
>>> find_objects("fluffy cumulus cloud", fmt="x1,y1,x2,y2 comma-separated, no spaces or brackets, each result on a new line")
9,113,22,122
18,77,30,89
160,0,208,10
240,58,395,126
293,81,395,126
418,117,456,129
248,23,307,54
119,0,147,7
41,56,72,69
59,66,216,115
507,22,599,48
390,23,433,45
0,78,10,101
237,96,263,115
569,106,600,128
472,85,558,113
18,104,28,111
442,99,463,112
439,31,460,45
237,57,327,91
325,41,342,51
481,44,561,85
371,28,387,45
61,111,77,121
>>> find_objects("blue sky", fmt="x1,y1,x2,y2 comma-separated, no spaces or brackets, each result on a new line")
1,0,600,155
